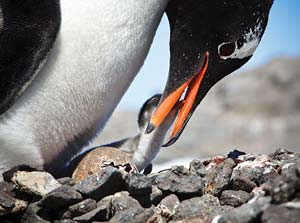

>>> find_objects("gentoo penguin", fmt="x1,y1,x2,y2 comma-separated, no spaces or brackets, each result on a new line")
0,0,273,177
66,94,178,176
147,1,274,146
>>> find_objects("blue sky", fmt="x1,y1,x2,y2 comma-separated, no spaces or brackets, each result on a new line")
119,0,300,110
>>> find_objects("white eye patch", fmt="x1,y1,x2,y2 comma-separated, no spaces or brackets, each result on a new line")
218,20,263,60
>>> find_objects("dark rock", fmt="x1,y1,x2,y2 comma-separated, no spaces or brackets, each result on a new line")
205,158,236,196
73,166,124,201
125,174,152,196
73,200,110,223
171,165,189,176
0,182,15,210
154,170,203,199
21,202,52,223
172,194,220,221
231,154,282,186
0,182,29,216
57,177,76,186
220,190,252,207
12,171,61,197
74,191,145,223
214,196,271,223
270,148,294,161
60,198,97,219
263,161,300,203
125,174,152,208
110,207,154,223
158,194,180,219
189,160,207,177
2,165,43,182
110,191,143,214
230,176,257,193
207,205,234,220
150,185,164,205
261,205,300,223
227,150,246,159
39,185,82,209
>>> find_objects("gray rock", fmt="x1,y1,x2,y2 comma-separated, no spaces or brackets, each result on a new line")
110,191,143,214
263,161,300,203
57,177,76,186
214,196,271,223
158,194,180,219
261,205,300,223
110,207,154,223
12,171,61,197
173,194,220,221
73,201,110,223
189,160,207,177
154,170,203,199
125,174,152,196
171,165,190,176
205,158,236,196
0,182,15,212
150,185,164,205
2,165,43,182
73,166,124,201
39,185,82,209
21,202,52,223
270,148,294,161
230,176,257,193
60,198,97,219
0,182,30,216
109,208,154,223
220,190,252,207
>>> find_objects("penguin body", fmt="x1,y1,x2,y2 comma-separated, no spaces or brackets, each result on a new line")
0,0,169,176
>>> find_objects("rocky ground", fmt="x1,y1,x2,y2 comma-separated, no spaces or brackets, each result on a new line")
0,148,299,223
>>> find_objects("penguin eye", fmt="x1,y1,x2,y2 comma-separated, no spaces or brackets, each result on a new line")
218,42,236,57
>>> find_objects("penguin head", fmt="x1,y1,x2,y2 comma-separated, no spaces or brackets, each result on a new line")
147,0,274,145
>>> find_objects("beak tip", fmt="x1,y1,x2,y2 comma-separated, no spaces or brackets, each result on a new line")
145,123,155,134
162,137,177,147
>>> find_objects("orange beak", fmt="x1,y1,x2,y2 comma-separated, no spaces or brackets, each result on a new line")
146,52,209,144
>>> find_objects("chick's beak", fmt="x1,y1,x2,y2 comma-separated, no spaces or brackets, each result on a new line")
145,51,209,146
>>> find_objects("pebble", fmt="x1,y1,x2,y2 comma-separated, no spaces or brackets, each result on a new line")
205,158,236,196
12,171,61,197
230,176,257,193
158,194,180,219
154,170,204,199
39,185,83,209
261,204,300,223
189,160,207,177
73,166,124,201
125,173,152,196
220,190,252,207
60,198,97,219
2,165,43,182
172,194,220,221
214,196,271,223
21,202,52,223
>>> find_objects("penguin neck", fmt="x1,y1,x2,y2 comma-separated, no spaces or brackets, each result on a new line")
133,116,174,171
0,0,170,176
